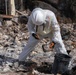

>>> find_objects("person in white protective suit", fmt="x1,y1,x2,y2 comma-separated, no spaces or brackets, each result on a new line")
18,8,71,74
19,7,68,60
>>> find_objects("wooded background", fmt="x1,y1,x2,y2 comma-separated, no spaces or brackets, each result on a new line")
0,0,76,22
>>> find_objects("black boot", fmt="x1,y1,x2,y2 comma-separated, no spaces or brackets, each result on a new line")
62,70,72,75
13,59,28,71
52,53,71,75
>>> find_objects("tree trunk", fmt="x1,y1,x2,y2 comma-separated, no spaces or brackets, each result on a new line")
9,0,15,16
20,0,24,11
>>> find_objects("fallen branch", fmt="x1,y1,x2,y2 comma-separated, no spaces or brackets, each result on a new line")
0,14,13,20
11,19,19,25
15,9,28,18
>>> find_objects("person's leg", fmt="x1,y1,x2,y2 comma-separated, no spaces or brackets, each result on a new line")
54,42,68,55
52,30,68,55
52,43,71,74
19,35,41,61
46,33,72,74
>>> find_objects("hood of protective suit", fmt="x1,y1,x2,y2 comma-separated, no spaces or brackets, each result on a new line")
31,8,45,25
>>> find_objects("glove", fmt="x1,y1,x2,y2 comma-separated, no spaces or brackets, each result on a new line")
32,33,40,40
49,42,55,48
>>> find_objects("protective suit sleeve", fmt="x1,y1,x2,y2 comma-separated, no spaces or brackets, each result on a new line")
51,13,68,54
27,16,36,34
51,13,61,42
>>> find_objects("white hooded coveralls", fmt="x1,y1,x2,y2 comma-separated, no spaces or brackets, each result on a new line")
19,8,68,61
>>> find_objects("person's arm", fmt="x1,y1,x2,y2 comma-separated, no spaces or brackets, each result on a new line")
51,13,61,43
51,13,68,54
27,16,40,40
27,16,36,34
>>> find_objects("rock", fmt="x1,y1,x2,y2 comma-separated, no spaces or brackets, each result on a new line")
73,23,76,30
0,66,3,72
27,69,39,75
0,46,3,49
71,41,76,48
0,21,2,26
5,21,12,26
60,23,73,40
0,33,3,40
15,36,21,46
42,44,53,52
64,40,74,51
2,64,11,73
